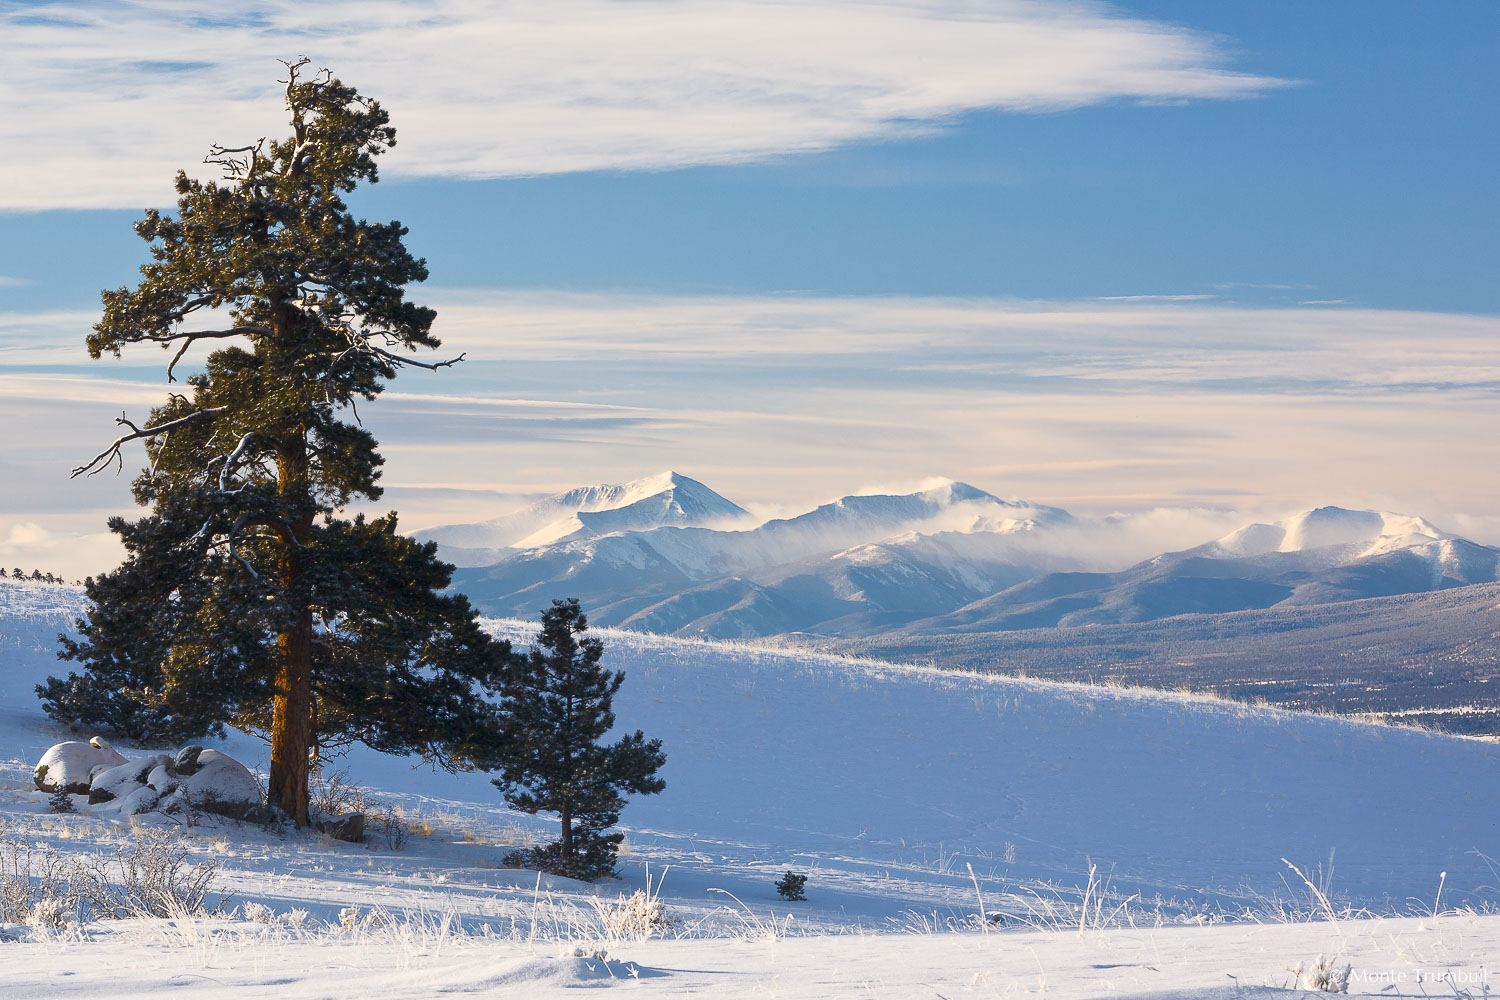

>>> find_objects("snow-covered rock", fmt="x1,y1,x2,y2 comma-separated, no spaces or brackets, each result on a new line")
168,748,261,809
88,755,169,803
32,737,128,794
36,741,262,816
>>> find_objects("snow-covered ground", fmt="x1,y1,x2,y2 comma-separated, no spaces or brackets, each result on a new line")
1,579,1497,997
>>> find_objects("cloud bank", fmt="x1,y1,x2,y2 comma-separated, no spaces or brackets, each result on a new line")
1,0,1290,209
8,294,1500,569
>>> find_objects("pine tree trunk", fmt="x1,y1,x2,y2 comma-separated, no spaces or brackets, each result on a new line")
269,427,315,826
560,800,572,864
270,601,314,825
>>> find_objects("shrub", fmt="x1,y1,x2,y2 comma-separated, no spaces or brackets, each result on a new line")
241,900,275,923
308,767,370,818
1297,955,1351,994
368,802,410,851
775,871,807,902
48,788,76,814
79,828,224,919
0,840,83,926
598,888,678,940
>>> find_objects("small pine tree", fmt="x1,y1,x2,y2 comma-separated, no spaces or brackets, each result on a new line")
775,871,807,901
48,787,76,814
484,599,665,880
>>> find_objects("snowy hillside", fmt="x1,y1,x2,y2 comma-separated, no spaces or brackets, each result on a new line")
832,581,1500,735
1,581,1498,995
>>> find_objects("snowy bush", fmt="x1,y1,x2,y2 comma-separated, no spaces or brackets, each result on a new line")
0,840,84,927
47,788,76,814
77,829,223,919
598,888,678,940
241,900,275,924
775,871,808,901
309,767,370,818
1295,955,1351,994
24,893,73,931
368,802,409,851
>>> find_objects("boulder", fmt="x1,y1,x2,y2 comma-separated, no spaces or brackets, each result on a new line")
174,749,261,809
317,813,366,842
34,737,128,794
118,785,160,815
172,745,204,776
146,764,174,794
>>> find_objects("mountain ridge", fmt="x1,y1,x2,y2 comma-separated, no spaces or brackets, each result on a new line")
425,473,1500,642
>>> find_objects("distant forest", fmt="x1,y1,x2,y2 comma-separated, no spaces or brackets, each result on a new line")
0,568,74,585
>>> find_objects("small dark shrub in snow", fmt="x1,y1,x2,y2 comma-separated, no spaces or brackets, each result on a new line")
775,871,808,901
47,787,76,814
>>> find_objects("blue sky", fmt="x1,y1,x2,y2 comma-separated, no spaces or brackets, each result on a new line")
3,1,1495,312
1,0,1498,574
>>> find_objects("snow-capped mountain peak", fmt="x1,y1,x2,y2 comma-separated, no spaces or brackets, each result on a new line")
418,471,750,557
1210,506,1451,559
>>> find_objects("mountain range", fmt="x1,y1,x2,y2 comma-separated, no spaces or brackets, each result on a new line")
421,472,1500,641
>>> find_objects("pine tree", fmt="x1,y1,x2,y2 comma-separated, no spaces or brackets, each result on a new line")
40,59,512,825
487,599,665,880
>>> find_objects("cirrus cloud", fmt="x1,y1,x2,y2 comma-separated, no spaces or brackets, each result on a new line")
0,0,1291,210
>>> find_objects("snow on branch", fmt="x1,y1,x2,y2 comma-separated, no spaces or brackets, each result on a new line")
71,407,226,479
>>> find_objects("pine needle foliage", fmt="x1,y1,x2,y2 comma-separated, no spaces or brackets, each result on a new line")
39,60,512,824
488,600,665,881
775,871,808,902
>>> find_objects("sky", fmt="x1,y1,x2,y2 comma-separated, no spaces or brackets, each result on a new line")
1,0,1497,577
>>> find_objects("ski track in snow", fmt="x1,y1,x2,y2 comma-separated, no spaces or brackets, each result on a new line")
1,580,1497,997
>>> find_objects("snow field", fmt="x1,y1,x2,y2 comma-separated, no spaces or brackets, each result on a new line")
1,582,1498,996
1,906,1496,998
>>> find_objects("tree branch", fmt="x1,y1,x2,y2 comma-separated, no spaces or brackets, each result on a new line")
72,407,226,479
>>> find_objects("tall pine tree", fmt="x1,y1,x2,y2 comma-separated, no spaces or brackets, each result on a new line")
488,599,665,880
41,59,511,825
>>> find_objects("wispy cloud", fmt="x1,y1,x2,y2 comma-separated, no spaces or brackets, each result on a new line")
1093,294,1217,302
0,0,1292,210
7,293,1499,554
0,276,31,288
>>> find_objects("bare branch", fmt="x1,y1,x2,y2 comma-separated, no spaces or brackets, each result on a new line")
72,407,226,479
227,512,260,581
204,138,266,180
217,433,258,493
159,328,267,381
146,326,269,345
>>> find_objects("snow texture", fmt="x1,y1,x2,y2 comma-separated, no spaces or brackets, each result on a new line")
0,580,1497,997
